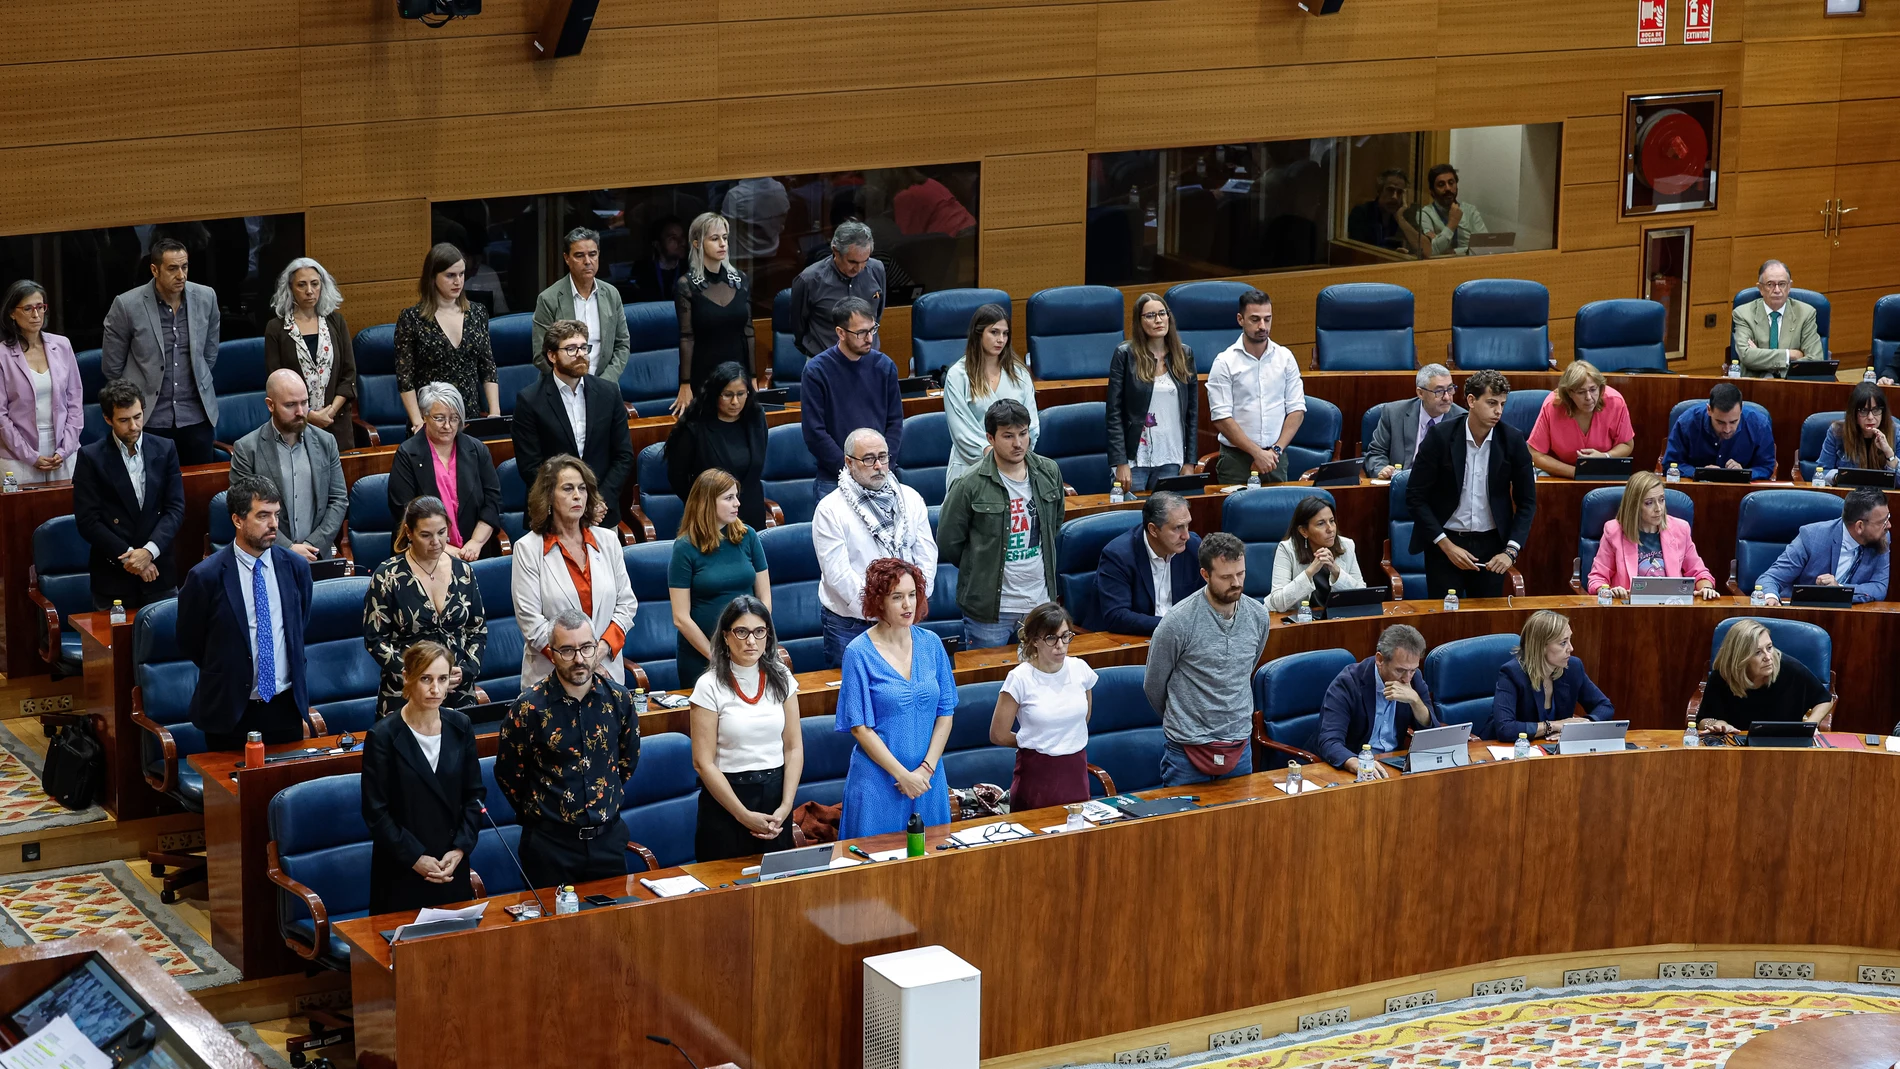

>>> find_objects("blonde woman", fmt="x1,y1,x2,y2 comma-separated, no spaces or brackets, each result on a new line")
1107,293,1199,493
1586,470,1717,599
1527,359,1633,478
1697,620,1831,735
668,468,771,684
1488,610,1612,743
671,212,757,416
941,303,1039,485
511,455,638,689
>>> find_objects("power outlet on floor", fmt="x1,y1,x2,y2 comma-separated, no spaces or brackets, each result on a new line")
1383,989,1437,1014
20,695,72,716
157,830,204,852
1563,966,1621,985
1754,961,1814,980
1113,1043,1171,1063
1473,975,1527,997
21,842,39,862
1858,966,1900,985
1297,1007,1350,1031
1659,961,1719,980
1208,1025,1261,1050
293,990,351,1014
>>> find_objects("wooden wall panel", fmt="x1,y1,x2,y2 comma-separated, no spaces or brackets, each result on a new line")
296,0,542,46
1094,0,1437,75
1726,233,1833,294
1693,236,1734,308
1433,0,1634,55
1436,45,1741,127
1839,38,1900,101
1834,162,1900,229
1828,288,1884,355
1742,0,1900,39
1094,60,1436,151
1559,115,1622,187
0,51,300,151
0,132,302,236
979,225,1084,307
1734,104,1838,172
306,201,431,284
1730,168,1835,238
1558,184,1633,252
729,0,1084,19
5,0,300,63
1685,304,1730,373
1837,98,1900,165
1832,224,1900,295
338,280,418,331
1741,40,1842,106
983,153,1087,231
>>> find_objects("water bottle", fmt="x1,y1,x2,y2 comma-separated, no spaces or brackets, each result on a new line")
1356,745,1375,782
1295,600,1312,624
1286,761,1303,794
632,688,648,714
1442,590,1459,612
1108,481,1125,504
1813,467,1828,487
1751,584,1766,607
1,471,17,494
1246,470,1262,490
1666,463,1681,484
1866,366,1878,384
555,885,579,915
1727,361,1741,379
906,812,926,857
1513,732,1531,760
109,600,127,625
1683,715,1701,748
1598,586,1612,607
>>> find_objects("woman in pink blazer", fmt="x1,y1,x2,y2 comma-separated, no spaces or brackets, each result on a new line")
0,281,85,485
1587,469,1718,599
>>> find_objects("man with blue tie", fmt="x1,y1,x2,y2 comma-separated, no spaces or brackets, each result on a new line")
179,475,314,750
1092,492,1204,635
1314,624,1441,779
1760,488,1891,606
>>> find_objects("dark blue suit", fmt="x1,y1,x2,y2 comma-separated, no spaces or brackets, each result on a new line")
1092,526,1204,635
1316,655,1440,769
1488,657,1614,742
178,544,313,742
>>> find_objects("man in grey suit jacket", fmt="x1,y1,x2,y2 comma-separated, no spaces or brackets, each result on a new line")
1732,259,1824,378
1364,363,1467,478
231,370,347,560
532,227,631,386
100,238,220,465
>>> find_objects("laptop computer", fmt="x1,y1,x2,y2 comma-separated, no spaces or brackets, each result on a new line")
1791,583,1855,607
462,415,512,440
1832,466,1896,489
753,387,789,409
308,557,354,582
1629,576,1697,605
1395,722,1473,772
1319,586,1388,619
758,842,838,880
1556,719,1630,755
1745,721,1818,748
1786,359,1840,380
1694,465,1751,483
1152,472,1213,495
896,376,935,397
1466,232,1516,255
1308,458,1364,487
1574,456,1633,480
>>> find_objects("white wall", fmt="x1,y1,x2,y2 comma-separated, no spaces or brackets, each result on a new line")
1447,124,1560,251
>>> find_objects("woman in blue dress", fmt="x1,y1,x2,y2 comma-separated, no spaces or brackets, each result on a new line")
835,557,957,838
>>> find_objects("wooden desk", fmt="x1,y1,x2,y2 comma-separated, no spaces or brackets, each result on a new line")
1725,1012,1900,1068
334,730,1900,1069
70,610,174,822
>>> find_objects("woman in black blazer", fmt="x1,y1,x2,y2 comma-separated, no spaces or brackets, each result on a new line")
361,640,485,915
263,258,360,450
387,381,504,560
1488,610,1614,743
1106,292,1199,493
664,361,769,529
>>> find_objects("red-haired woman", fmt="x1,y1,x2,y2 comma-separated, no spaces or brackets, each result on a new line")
834,557,957,838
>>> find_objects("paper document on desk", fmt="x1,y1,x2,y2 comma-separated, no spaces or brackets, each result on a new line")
868,847,909,861
1486,746,1545,761
640,875,709,898
1888,736,1900,753
416,902,487,924
947,821,1034,846
1274,778,1323,794
1080,800,1127,823
0,1015,112,1069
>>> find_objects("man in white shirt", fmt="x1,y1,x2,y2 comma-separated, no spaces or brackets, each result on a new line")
1404,369,1538,599
513,319,636,525
1206,287,1307,485
1092,491,1204,635
72,378,186,610
532,227,632,385
812,428,938,667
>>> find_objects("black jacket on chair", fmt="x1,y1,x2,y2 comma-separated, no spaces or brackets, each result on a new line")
388,432,504,546
72,433,186,608
1104,341,1200,470
511,372,635,525
1405,415,1538,555
360,708,484,915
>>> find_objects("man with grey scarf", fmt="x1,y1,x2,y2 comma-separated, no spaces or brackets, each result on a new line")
812,427,939,667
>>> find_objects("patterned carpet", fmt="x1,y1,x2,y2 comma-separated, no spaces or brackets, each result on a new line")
1071,980,1900,1068
0,861,240,990
0,718,107,835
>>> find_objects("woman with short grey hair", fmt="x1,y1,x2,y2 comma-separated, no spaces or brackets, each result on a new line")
263,257,360,449
387,381,503,561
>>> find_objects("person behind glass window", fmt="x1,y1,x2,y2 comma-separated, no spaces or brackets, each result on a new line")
1267,495,1366,613
1412,164,1488,257
387,381,503,560
1489,610,1613,743
1733,259,1823,379
788,220,887,359
512,455,638,690
1818,381,1899,475
990,602,1097,810
671,213,757,417
689,596,803,861
1107,293,1199,494
0,280,83,484
669,468,772,687
1586,470,1718,600
533,227,631,386
1364,363,1464,478
629,215,688,306
941,303,1039,486
1527,359,1635,478
395,243,499,433
263,258,359,450
100,238,220,465
1696,619,1831,736
1207,289,1305,485
1346,169,1425,256
666,361,769,530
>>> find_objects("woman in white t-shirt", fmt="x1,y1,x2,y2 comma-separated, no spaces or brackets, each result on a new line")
989,603,1097,809
688,595,804,861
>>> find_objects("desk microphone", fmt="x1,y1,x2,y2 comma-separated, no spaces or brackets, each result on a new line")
479,802,549,918
645,1034,701,1069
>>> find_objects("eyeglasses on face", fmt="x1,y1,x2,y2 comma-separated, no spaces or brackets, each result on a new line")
551,642,600,660
427,413,460,426
555,343,589,356
1037,632,1077,646
1421,385,1456,398
727,626,769,642
1139,310,1170,321
841,326,879,341
15,303,47,315
850,452,891,466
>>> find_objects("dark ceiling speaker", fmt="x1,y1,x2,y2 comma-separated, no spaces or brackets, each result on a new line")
1297,0,1346,12
534,0,600,59
398,0,480,26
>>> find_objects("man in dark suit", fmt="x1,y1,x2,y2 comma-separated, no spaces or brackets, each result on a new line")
1405,368,1537,600
72,378,186,611
1315,624,1440,777
178,475,314,750
1093,491,1204,635
513,319,635,527
1363,363,1467,478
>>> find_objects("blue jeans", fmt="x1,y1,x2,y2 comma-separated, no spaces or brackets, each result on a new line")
1158,739,1255,787
1128,463,1181,493
960,613,1024,652
821,607,874,669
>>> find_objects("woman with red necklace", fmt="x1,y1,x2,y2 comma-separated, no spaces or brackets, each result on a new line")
688,595,804,861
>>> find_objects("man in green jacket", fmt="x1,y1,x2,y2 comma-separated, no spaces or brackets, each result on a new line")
937,398,1066,649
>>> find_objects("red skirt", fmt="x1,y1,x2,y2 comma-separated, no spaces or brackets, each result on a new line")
1011,747,1091,811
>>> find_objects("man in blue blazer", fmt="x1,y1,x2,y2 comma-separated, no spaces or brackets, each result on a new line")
1315,624,1440,778
1760,487,1891,605
1092,492,1204,635
179,475,314,750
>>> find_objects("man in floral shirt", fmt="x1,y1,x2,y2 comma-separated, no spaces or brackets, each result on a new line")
497,609,641,888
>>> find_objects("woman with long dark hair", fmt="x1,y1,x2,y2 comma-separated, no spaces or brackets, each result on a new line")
665,360,769,529
511,455,638,689
941,303,1039,485
1266,495,1365,613
0,280,83,484
1819,381,1899,475
688,595,803,861
1107,292,1198,493
395,243,499,434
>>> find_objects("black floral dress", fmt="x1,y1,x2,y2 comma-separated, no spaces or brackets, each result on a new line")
393,304,496,421
363,553,489,717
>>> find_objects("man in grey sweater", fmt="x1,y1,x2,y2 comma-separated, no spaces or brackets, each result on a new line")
1143,532,1273,786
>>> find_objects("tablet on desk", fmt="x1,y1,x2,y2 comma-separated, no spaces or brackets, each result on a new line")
1745,721,1818,748
1694,465,1751,483
1556,719,1630,755
1831,466,1897,489
1791,583,1855,607
758,842,838,880
462,415,512,440
1574,456,1632,480
896,376,935,397
1151,472,1213,495
1318,586,1388,619
1398,723,1473,772
1306,458,1363,487
753,387,789,408
1785,359,1840,380
1630,577,1696,605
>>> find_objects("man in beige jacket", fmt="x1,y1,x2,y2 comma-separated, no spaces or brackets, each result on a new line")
1731,259,1824,378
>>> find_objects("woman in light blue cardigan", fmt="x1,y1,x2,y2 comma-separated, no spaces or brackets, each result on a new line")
941,303,1039,486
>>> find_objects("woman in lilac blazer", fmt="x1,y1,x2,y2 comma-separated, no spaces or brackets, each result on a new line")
1586,470,1718,599
0,281,84,485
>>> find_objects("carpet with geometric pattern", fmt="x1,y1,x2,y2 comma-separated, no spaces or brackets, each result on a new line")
0,718,106,836
1067,980,1900,1067
0,861,240,990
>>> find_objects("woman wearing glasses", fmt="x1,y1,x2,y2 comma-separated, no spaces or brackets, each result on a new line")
1107,293,1199,494
513,455,639,689
941,303,1039,485
1527,359,1634,479
363,497,489,718
989,602,1097,809
0,280,83,484
387,381,504,560
689,596,803,861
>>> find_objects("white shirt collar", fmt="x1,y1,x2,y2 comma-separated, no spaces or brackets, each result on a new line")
569,275,596,302
1143,532,1170,566
1465,419,1490,449
115,434,142,460
554,373,586,398
234,542,269,570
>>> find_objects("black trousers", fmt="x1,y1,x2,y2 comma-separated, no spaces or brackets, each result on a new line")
1423,528,1508,600
203,691,304,751
695,766,794,863
518,821,627,890
147,420,217,466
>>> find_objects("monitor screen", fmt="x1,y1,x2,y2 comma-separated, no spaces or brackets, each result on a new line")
10,958,146,1047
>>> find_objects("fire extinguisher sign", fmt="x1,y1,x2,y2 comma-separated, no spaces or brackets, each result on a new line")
1684,0,1714,44
1639,0,1667,45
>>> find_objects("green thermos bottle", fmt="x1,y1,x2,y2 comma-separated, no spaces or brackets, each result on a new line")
906,813,925,857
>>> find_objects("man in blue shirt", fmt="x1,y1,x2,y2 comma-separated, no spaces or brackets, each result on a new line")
1662,383,1777,480
1760,487,1891,605
800,296,904,502
1315,624,1440,778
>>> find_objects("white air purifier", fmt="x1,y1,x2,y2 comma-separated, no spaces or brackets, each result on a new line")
863,945,981,1069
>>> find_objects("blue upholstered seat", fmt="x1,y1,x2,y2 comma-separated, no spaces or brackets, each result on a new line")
622,539,679,693
1086,665,1164,795
620,732,698,869
1027,286,1123,382
1384,469,1425,600
771,289,804,400
472,555,521,705
131,598,205,812
1501,389,1548,440
1450,279,1552,371
1732,287,1831,371
1038,402,1111,495
1313,283,1415,371
1285,397,1342,477
30,516,92,676
1055,511,1142,629
758,523,824,672
1872,295,1900,383
634,443,683,541
1253,648,1355,766
910,288,1010,378
212,336,268,394
76,348,105,405
896,411,952,506
206,491,234,555
1420,634,1519,732
1575,299,1668,373
621,301,680,417
1359,402,1388,461
1707,617,1832,694
490,313,535,367
941,680,1014,790
1164,280,1251,375
213,392,271,450
469,756,526,896
1731,490,1844,594
302,577,381,734
1223,486,1332,598
268,773,371,971
793,715,856,809
353,324,409,446
496,458,528,542
1574,485,1693,590
347,472,396,568
922,563,961,644
761,423,819,524
494,365,539,416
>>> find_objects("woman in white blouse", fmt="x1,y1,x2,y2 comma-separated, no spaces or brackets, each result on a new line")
689,595,804,861
989,602,1097,809
1267,495,1365,614
1106,292,1198,494
941,303,1039,485
511,455,638,688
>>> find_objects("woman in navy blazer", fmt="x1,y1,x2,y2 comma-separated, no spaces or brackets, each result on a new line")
0,281,84,484
1490,610,1614,743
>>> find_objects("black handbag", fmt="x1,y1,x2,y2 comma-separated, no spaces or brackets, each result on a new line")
40,713,103,811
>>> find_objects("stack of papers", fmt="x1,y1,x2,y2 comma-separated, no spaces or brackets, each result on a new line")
1274,778,1323,795
946,822,1034,846
1486,746,1546,761
639,875,709,898
1079,800,1127,823
0,1015,110,1069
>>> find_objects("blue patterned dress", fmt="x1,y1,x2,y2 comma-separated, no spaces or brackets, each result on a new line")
835,626,957,838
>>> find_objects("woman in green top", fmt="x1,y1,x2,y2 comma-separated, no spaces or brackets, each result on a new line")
669,468,773,685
